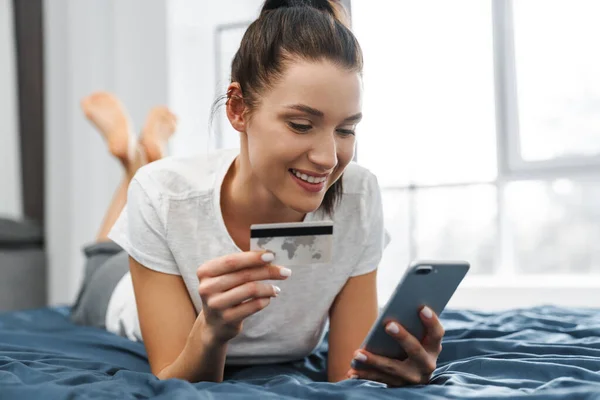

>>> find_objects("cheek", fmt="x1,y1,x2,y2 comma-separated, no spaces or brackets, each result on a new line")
247,115,289,151
246,120,295,179
327,138,355,185
336,137,356,166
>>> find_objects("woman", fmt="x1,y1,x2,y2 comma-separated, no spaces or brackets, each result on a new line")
73,0,445,386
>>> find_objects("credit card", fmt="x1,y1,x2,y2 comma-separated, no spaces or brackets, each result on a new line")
250,221,334,266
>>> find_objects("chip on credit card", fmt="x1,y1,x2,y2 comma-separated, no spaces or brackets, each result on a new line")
250,221,334,266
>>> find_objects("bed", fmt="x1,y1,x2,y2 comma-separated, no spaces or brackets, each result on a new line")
1,305,600,399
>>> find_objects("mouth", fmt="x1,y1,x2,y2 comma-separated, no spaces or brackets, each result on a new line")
289,168,328,184
289,168,329,193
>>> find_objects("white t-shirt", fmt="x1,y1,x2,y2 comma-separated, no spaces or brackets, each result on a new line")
107,148,389,365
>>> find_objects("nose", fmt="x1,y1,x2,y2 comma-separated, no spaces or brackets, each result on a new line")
307,130,338,172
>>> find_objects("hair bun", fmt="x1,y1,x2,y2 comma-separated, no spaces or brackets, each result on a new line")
260,0,349,27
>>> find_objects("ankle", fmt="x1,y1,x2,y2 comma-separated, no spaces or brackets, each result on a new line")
125,145,147,178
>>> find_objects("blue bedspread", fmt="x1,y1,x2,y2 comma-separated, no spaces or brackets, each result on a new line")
1,306,600,399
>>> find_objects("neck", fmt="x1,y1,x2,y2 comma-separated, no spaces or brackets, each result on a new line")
221,146,305,230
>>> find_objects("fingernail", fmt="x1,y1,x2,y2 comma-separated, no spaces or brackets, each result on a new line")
350,374,359,380
261,252,275,263
354,352,367,362
272,285,281,295
386,322,400,334
421,306,433,319
280,267,292,277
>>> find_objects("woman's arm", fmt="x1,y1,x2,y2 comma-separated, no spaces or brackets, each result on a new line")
129,251,289,382
129,256,228,382
327,269,379,382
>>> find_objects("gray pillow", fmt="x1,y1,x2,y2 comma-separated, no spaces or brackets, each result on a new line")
0,217,43,248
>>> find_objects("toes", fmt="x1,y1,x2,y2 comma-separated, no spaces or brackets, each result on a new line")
152,106,176,119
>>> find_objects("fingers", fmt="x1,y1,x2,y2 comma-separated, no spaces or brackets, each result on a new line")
346,367,418,387
206,281,280,309
352,349,434,383
418,306,445,355
221,297,271,323
384,321,431,365
197,251,287,278
199,264,290,294
196,252,292,340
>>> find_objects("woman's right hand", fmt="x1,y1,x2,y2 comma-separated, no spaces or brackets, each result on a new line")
196,251,291,344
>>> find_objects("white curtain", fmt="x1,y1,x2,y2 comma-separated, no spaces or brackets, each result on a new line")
44,0,169,305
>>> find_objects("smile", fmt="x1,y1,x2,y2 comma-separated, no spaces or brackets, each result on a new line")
289,169,328,184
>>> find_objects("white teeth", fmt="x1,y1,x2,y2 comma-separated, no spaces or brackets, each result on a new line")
291,169,327,184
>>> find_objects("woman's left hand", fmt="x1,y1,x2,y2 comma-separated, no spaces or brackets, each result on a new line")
346,306,444,387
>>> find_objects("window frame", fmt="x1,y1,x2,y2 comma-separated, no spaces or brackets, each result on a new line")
348,0,600,300
496,0,600,174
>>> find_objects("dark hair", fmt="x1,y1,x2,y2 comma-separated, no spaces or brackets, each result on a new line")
225,0,362,216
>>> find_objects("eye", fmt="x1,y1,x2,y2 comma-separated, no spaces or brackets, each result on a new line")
336,128,356,137
288,122,312,133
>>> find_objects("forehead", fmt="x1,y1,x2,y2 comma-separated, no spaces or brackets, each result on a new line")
261,60,362,117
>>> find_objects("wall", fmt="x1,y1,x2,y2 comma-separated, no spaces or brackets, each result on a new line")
0,0,22,219
44,0,169,305
167,0,263,157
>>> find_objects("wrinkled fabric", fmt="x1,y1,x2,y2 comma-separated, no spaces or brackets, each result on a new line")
1,306,600,399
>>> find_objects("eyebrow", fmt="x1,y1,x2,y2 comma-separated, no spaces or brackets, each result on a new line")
343,112,363,123
286,104,324,117
285,104,362,122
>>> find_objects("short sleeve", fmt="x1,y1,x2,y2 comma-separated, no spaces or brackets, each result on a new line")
108,176,180,275
350,173,391,277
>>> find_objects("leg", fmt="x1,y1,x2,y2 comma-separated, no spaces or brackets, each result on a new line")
71,245,129,328
95,146,147,242
93,112,177,241
139,106,177,163
95,171,138,242
80,91,137,168
82,95,178,241
80,91,146,241
72,96,178,327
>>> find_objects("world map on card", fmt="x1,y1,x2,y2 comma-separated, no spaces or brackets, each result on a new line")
252,234,332,266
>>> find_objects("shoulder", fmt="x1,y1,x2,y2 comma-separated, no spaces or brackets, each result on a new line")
328,162,382,224
340,162,381,197
329,163,387,268
132,149,237,200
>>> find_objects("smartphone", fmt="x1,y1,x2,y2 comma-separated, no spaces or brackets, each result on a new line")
352,260,470,370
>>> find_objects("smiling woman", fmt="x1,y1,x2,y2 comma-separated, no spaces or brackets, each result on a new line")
225,60,362,216
69,0,445,388
223,0,364,215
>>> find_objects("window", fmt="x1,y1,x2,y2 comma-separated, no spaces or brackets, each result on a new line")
511,0,600,165
352,0,600,306
505,179,600,274
353,0,497,188
204,1,600,307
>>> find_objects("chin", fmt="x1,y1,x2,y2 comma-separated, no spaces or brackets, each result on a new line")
285,196,324,215
272,178,329,215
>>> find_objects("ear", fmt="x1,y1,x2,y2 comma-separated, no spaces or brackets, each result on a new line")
226,83,247,133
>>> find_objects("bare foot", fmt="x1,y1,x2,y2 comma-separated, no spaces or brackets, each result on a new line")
139,106,177,163
81,92,137,168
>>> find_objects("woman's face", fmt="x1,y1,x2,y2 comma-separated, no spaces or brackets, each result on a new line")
243,60,362,214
